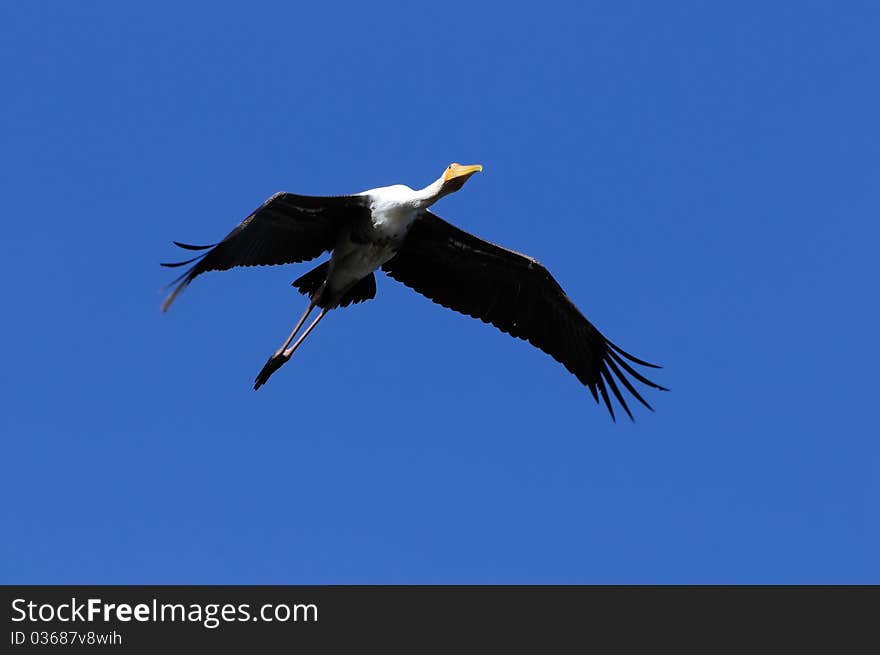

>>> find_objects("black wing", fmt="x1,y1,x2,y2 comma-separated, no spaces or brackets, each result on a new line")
382,211,667,420
161,192,370,311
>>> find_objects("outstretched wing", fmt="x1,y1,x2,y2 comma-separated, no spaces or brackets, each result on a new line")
382,211,667,420
161,192,370,311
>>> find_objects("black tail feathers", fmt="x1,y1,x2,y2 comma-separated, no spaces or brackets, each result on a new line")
292,262,377,308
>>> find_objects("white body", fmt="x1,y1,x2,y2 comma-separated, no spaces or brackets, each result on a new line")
360,184,425,236
326,182,441,295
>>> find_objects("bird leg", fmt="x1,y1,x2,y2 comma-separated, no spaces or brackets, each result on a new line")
254,304,330,390
280,299,318,353
253,299,315,390
283,307,329,358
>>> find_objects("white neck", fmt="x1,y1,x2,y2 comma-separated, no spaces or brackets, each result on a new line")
411,175,448,208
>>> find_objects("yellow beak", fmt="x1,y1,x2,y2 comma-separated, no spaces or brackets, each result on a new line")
443,163,484,181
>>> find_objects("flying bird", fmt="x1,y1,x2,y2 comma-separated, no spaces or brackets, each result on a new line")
161,163,666,419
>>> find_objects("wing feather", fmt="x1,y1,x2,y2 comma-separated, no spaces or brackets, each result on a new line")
382,211,666,419
161,192,369,311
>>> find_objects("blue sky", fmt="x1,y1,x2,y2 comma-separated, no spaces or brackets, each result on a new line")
1,2,877,583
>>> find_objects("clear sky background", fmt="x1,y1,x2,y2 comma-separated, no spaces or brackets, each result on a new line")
1,2,877,583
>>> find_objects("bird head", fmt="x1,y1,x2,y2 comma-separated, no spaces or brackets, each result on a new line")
440,162,483,194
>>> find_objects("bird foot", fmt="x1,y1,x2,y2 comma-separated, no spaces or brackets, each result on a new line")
253,351,290,390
